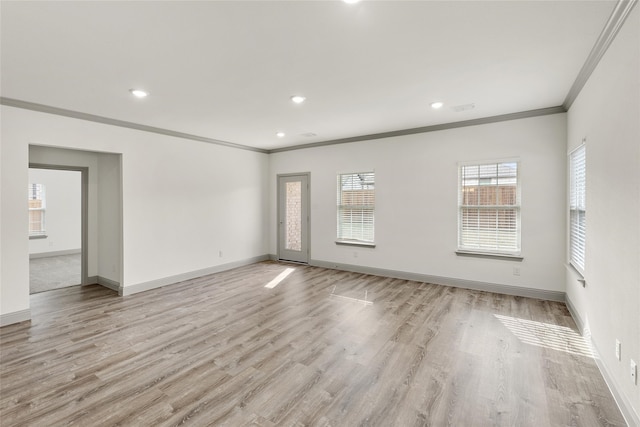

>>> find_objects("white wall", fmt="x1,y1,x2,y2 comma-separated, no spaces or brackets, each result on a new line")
0,106,269,322
270,114,567,293
0,128,29,320
98,153,122,284
28,168,82,256
566,6,639,423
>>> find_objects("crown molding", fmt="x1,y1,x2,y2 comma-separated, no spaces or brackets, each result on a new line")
563,0,638,110
2,97,566,155
0,97,268,154
270,106,566,153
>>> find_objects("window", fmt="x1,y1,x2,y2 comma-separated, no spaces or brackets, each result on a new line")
28,183,46,237
337,172,375,244
458,162,520,255
569,145,586,274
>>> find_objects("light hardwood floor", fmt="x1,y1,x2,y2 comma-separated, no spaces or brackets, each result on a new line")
0,261,626,426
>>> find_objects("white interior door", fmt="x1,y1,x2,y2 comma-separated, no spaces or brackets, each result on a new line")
278,174,309,263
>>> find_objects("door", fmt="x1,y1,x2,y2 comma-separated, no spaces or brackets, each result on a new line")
278,173,309,263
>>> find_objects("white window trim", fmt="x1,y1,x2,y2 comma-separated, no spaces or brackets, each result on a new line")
569,144,586,276
457,159,521,258
336,171,375,245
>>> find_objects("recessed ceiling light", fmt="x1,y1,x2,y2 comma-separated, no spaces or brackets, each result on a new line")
129,89,148,98
290,95,306,104
431,101,444,109
276,132,286,138
343,0,361,3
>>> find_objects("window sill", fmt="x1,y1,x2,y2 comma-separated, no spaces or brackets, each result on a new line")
567,262,586,286
29,234,48,240
336,240,376,248
456,250,523,261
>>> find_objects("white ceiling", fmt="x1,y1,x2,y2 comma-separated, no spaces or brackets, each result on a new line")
1,1,616,151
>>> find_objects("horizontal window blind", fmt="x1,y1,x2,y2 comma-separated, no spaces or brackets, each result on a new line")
337,172,375,243
459,162,520,254
569,146,586,273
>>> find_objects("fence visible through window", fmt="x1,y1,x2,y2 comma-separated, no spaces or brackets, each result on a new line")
337,172,375,243
459,162,519,254
28,183,46,236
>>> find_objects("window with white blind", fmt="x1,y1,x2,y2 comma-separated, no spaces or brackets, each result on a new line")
569,146,586,274
28,183,46,237
458,162,520,255
337,172,375,244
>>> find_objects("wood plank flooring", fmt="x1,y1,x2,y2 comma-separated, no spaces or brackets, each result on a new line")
0,261,626,426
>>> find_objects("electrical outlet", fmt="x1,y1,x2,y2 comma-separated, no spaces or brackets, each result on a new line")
631,360,637,385
219,250,223,258
513,267,521,276
615,340,621,361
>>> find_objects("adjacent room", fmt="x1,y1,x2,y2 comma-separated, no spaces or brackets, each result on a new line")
28,167,83,294
1,1,638,426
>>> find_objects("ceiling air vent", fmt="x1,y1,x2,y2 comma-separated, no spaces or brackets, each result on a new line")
452,103,475,112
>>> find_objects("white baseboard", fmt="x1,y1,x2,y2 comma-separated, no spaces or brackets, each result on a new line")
565,295,639,427
98,276,120,292
309,259,565,302
121,255,270,296
0,308,31,327
564,294,585,334
29,248,81,259
87,275,120,292
591,343,640,427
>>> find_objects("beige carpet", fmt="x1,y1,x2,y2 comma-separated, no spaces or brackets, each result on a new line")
30,253,81,294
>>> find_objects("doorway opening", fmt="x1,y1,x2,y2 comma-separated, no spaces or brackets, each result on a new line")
28,166,88,294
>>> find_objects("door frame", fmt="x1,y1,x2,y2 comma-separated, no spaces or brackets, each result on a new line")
277,172,310,264
29,163,89,286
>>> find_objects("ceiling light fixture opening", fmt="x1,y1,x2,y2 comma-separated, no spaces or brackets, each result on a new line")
130,89,148,98
343,0,361,4
290,95,306,104
276,132,286,138
430,101,444,109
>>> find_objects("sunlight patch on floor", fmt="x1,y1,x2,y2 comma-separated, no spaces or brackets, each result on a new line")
264,267,296,289
329,285,373,306
494,314,593,358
